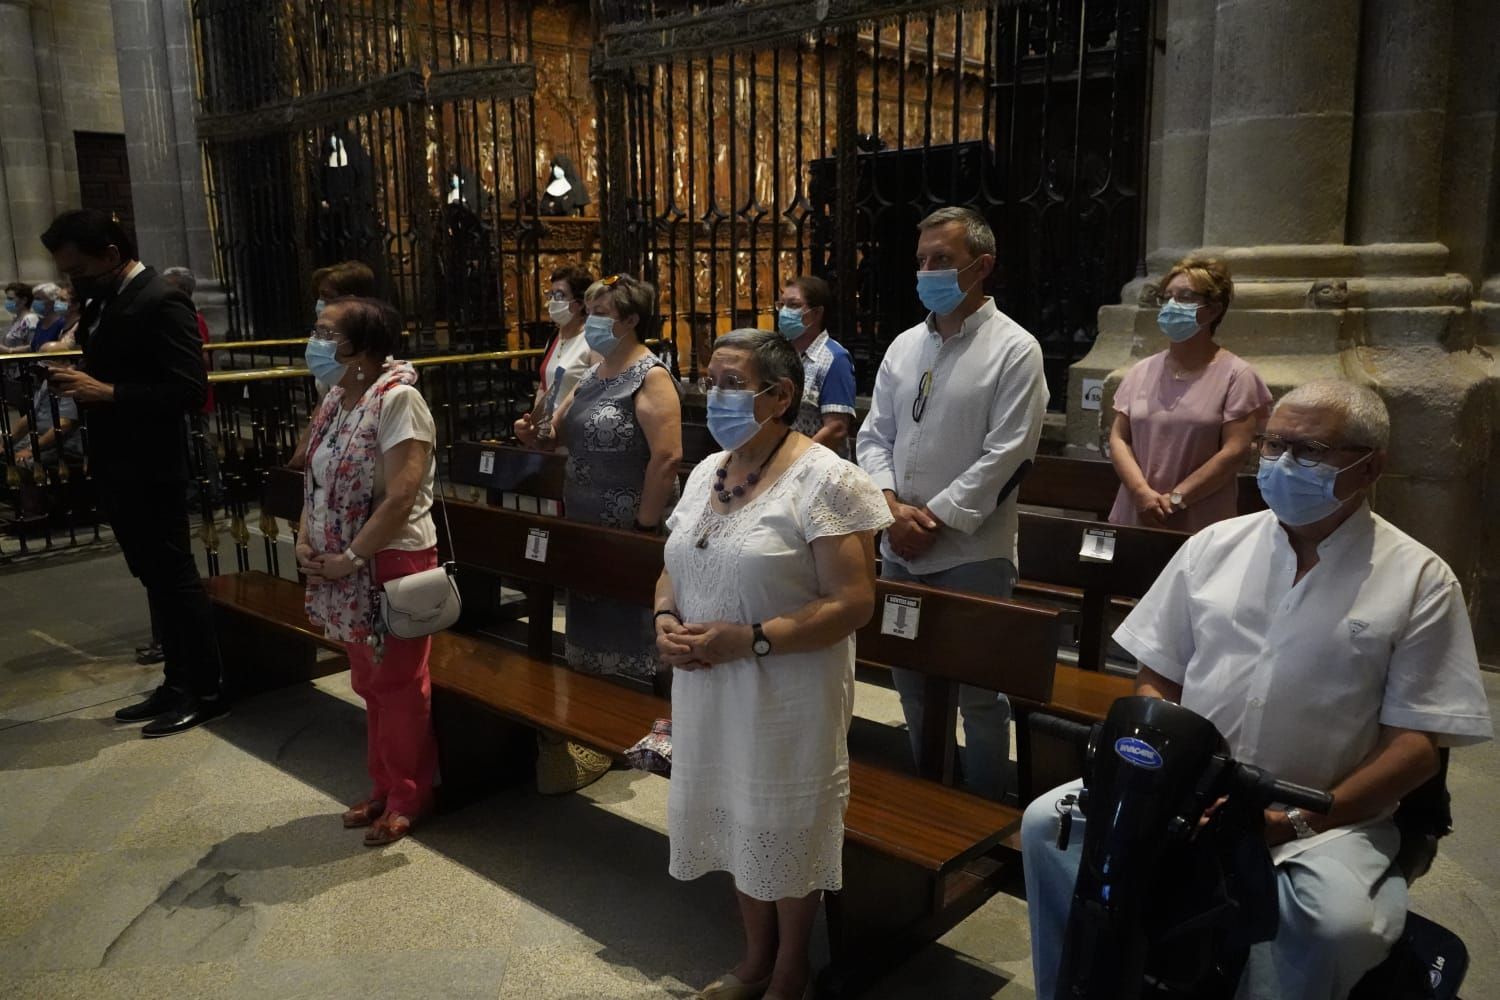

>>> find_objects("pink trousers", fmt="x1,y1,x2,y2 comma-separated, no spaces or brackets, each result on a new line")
344,546,440,818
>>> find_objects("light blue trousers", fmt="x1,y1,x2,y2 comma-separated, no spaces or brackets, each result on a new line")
1021,779,1408,1000
882,557,1017,801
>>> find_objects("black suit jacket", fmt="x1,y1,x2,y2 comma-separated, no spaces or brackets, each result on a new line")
78,266,207,485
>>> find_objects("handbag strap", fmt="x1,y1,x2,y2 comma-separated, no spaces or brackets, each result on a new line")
435,445,457,566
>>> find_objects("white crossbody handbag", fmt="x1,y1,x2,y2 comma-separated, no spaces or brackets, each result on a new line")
378,465,461,640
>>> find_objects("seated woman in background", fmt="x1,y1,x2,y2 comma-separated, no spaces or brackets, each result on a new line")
656,328,890,1000
1108,255,1270,531
514,272,682,793
2,282,38,352
296,297,439,847
26,283,67,352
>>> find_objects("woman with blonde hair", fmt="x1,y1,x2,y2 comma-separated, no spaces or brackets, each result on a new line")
1108,255,1271,531
515,272,682,791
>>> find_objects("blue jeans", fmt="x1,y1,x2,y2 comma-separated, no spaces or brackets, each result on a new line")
882,557,1017,801
1021,779,1407,1000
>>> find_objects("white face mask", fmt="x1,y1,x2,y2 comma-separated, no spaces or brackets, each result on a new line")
547,299,574,325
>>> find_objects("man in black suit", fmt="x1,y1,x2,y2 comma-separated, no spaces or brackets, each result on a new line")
41,209,225,737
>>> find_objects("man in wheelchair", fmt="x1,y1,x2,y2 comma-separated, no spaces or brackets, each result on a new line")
1021,380,1491,1000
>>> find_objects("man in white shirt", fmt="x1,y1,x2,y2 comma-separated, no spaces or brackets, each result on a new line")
1020,380,1492,1000
855,206,1048,800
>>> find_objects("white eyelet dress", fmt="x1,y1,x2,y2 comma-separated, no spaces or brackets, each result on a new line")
662,443,893,901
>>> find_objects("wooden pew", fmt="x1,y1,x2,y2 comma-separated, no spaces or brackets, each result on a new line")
1017,451,1267,518
1016,510,1188,673
210,469,1063,998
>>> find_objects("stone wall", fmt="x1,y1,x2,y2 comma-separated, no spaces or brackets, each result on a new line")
52,0,124,136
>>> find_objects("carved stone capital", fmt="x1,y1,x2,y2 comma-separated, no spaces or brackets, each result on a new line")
1306,279,1350,309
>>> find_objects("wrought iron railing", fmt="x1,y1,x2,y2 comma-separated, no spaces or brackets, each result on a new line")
0,348,546,565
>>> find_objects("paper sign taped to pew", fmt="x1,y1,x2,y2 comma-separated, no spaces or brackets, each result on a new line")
881,594,921,639
1079,527,1116,563
525,528,549,563
478,450,495,475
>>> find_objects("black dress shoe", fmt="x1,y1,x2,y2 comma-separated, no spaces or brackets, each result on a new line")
141,698,228,738
114,687,183,723
135,643,165,665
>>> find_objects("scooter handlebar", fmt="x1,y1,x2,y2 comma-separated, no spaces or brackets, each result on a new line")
1233,763,1335,814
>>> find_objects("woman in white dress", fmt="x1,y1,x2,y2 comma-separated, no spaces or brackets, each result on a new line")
655,329,892,1000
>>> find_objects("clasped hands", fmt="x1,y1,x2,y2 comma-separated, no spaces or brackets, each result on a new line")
886,497,941,560
1132,484,1177,525
655,616,752,671
296,542,359,585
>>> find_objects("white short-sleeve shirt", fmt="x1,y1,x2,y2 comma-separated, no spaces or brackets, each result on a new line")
1114,504,1491,862
308,384,437,552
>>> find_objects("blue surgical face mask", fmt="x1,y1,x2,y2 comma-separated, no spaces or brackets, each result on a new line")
915,259,981,316
54,299,68,314
777,305,806,339
3,300,15,315
1157,299,1203,342
706,384,774,452
31,300,48,317
583,313,620,356
315,299,327,319
1255,451,1372,527
305,336,348,388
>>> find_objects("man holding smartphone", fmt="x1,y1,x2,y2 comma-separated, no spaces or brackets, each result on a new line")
41,209,225,737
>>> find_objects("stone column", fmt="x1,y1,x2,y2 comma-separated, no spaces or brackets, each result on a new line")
1348,0,1453,244
1153,0,1217,256
112,0,223,330
0,0,58,278
1202,0,1361,246
1068,0,1500,663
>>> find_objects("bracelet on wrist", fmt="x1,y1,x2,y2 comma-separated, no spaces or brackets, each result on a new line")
653,609,682,625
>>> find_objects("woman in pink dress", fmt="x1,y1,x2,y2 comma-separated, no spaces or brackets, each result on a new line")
1108,255,1271,532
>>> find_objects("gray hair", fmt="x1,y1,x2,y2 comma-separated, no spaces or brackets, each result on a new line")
162,266,197,297
32,281,61,302
918,206,997,258
1274,379,1390,450
712,327,805,426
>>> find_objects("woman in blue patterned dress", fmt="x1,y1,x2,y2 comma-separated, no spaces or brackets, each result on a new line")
515,274,682,787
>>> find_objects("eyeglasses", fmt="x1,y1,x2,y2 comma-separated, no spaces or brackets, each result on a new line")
1256,435,1369,468
546,290,575,303
310,325,342,341
601,273,630,287
912,369,933,422
697,375,753,393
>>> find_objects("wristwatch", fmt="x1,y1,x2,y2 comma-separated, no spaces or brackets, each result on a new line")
344,547,368,569
1169,491,1187,512
1285,807,1317,839
751,622,772,657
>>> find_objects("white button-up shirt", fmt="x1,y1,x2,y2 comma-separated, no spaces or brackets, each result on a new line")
1115,504,1492,862
855,298,1048,574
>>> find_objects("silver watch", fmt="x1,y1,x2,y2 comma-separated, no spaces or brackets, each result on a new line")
344,547,368,569
1285,807,1316,839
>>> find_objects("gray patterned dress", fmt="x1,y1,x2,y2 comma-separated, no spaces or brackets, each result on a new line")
560,354,674,685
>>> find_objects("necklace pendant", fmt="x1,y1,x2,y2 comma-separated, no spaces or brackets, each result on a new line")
695,530,710,549
717,491,732,503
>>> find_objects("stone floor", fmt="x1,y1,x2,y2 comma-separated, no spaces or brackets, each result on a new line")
2,548,1497,999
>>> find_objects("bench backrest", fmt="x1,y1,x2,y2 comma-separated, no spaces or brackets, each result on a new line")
857,578,1061,783
1018,510,1187,671
1016,453,1266,518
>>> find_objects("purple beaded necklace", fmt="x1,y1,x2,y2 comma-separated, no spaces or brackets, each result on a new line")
714,429,791,504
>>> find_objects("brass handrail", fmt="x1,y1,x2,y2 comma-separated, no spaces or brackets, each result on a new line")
205,348,545,384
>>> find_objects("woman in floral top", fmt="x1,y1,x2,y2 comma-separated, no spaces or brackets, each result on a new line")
297,298,439,846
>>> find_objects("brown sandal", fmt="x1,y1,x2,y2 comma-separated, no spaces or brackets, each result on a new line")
342,798,386,828
363,812,414,847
